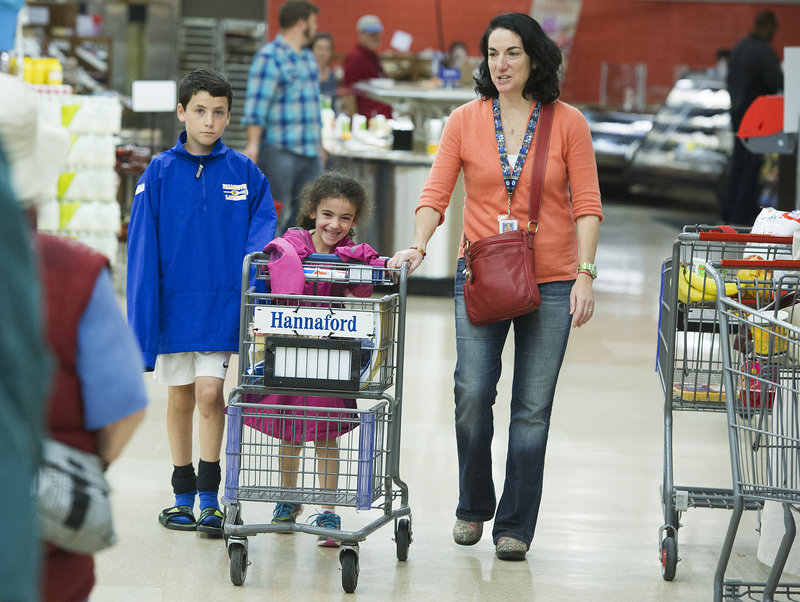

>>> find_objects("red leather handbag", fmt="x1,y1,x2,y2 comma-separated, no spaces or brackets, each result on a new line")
462,102,554,326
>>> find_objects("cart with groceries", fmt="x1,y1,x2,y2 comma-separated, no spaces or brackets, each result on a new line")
222,251,411,593
656,225,794,581
708,258,800,600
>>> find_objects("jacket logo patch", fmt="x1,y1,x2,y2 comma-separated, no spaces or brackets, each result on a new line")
135,183,145,195
223,183,248,201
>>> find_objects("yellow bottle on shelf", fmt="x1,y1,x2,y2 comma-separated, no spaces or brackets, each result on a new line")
23,56,34,82
47,58,64,85
33,58,48,84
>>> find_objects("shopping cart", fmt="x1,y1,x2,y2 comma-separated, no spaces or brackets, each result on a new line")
709,259,800,601
222,252,410,593
656,225,794,581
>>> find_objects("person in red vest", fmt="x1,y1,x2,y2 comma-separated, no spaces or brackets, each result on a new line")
0,73,148,602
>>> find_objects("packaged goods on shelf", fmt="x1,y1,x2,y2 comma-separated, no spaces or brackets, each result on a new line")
65,134,117,168
37,93,122,135
34,89,122,266
57,200,121,233
36,200,61,233
58,169,119,202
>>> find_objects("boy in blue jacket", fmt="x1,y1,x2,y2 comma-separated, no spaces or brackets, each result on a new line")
127,69,277,536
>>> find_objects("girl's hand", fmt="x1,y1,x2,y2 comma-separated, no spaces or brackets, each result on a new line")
387,248,424,275
570,273,595,328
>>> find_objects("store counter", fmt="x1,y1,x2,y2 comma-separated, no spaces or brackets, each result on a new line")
324,135,464,295
353,80,476,128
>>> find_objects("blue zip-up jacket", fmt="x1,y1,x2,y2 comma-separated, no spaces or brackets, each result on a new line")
127,132,276,370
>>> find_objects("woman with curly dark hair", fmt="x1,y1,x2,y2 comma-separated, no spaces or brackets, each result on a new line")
388,13,602,561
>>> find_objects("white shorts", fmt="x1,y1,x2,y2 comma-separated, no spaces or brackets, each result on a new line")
153,351,232,386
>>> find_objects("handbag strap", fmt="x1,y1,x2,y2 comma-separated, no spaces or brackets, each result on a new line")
528,102,554,232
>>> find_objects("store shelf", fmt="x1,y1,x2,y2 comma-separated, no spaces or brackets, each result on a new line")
627,71,733,202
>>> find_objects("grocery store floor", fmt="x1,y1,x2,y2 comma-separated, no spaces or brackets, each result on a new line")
92,196,788,601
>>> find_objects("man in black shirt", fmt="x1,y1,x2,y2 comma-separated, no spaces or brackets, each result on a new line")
722,10,783,225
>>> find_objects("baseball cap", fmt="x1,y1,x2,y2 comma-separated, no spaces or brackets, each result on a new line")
0,73,70,205
357,15,383,34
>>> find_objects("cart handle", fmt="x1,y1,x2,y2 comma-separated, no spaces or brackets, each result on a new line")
718,259,800,269
697,232,794,244
307,253,344,262
305,253,391,265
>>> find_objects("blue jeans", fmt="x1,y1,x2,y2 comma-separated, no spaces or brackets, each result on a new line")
453,257,573,547
257,145,322,234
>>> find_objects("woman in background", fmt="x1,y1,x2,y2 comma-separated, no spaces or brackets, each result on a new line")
312,33,339,106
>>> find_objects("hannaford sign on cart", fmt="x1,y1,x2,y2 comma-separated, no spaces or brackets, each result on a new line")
252,306,375,338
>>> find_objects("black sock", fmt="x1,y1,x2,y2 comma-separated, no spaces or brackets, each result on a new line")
170,464,196,521
172,463,196,495
197,460,221,510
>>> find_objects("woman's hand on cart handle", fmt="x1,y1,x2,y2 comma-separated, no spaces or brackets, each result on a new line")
388,248,423,275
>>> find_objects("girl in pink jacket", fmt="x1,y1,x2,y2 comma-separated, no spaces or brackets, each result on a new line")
248,171,384,547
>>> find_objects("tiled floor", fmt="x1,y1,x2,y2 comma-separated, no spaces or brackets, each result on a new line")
91,197,791,600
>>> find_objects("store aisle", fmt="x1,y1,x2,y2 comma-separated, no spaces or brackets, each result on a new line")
91,199,780,601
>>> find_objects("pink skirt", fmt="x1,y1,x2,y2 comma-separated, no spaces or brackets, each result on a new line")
242,393,357,443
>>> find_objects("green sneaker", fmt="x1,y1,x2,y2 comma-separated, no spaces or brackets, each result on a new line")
272,503,303,532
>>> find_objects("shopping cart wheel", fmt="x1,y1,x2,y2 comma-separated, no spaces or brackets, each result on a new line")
229,541,248,586
395,518,411,561
661,536,678,581
340,547,359,593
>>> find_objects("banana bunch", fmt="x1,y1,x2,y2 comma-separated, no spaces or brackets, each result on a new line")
677,262,738,304
737,255,771,301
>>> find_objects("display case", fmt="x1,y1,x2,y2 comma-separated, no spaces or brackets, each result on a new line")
627,71,733,203
581,108,654,183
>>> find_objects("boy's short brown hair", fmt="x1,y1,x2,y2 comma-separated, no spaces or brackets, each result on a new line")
178,69,233,112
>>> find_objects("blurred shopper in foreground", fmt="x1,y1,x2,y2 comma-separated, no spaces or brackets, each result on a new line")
0,98,50,602
0,72,147,602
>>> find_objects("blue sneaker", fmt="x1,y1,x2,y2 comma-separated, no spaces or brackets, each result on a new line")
272,503,303,532
309,511,341,547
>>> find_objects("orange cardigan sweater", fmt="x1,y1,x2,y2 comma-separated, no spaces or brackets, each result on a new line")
418,98,603,284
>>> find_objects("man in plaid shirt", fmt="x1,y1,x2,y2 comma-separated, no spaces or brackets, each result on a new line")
243,0,323,233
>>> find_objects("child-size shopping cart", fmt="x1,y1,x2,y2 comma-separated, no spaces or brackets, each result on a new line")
709,259,800,601
656,225,793,581
223,252,410,593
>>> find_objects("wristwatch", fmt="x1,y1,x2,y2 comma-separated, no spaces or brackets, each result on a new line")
577,262,597,279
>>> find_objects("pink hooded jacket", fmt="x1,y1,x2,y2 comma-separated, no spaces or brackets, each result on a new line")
244,228,387,443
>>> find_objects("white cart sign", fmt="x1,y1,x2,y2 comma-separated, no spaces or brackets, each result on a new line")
253,306,374,338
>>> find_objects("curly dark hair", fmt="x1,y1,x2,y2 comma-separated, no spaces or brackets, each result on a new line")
474,13,562,103
296,171,371,238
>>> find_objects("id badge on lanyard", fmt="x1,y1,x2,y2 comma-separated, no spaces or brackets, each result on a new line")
494,98,541,234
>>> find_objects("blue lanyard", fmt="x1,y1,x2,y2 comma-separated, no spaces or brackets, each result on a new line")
493,98,541,215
